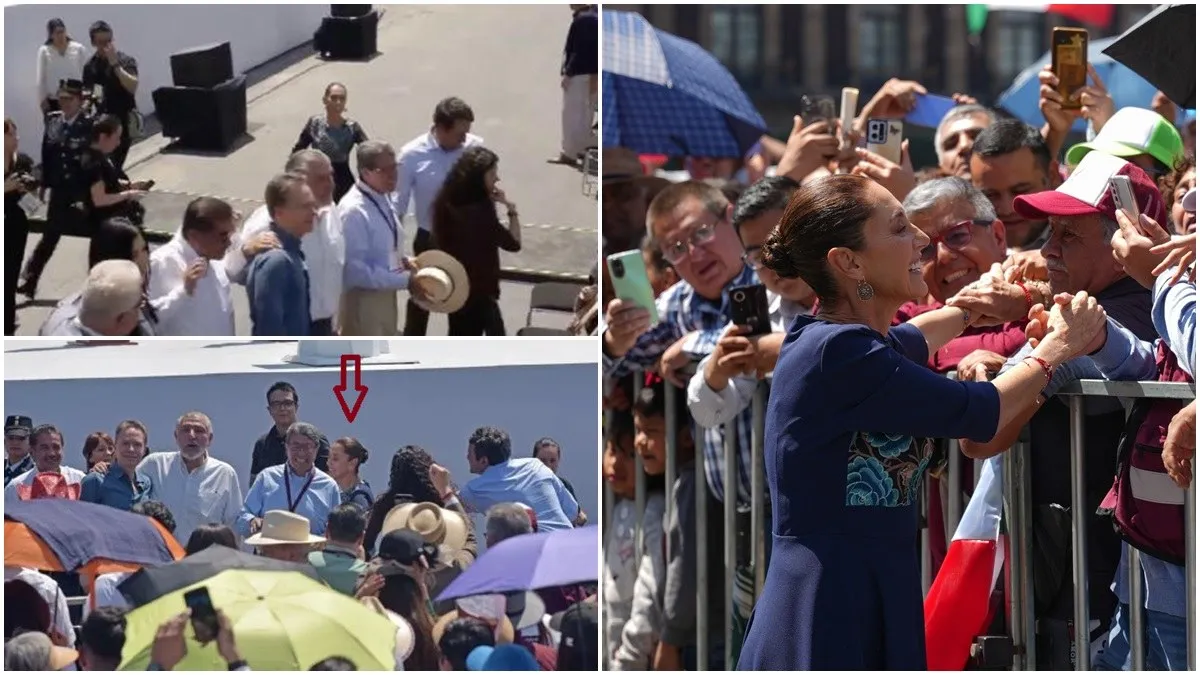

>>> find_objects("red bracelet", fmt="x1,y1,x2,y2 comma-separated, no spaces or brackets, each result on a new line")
1023,355,1054,381
1016,282,1033,312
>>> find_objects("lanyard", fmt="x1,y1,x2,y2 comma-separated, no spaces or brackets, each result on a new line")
284,470,316,513
360,188,399,250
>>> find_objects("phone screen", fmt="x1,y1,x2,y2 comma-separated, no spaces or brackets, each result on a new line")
184,587,219,643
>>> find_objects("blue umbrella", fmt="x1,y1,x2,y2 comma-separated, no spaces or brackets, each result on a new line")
602,10,767,157
997,36,1160,133
435,526,597,602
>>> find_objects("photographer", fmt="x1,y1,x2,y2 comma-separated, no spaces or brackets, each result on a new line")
81,21,139,170
4,118,38,335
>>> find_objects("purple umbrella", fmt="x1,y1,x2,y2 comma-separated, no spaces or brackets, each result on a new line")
435,526,598,602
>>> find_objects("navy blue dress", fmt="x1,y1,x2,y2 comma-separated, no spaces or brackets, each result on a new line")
737,317,1001,670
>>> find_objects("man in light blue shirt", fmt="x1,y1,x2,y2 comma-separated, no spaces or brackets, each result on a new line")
339,141,428,336
238,421,340,537
457,426,579,532
393,97,482,336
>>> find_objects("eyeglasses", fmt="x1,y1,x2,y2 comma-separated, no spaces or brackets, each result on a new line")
920,219,993,262
268,400,297,410
742,246,765,270
660,220,719,265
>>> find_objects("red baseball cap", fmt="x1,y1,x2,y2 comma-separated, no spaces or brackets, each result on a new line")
1013,152,1167,226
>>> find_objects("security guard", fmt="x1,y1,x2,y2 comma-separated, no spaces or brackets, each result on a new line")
4,415,34,486
18,79,93,299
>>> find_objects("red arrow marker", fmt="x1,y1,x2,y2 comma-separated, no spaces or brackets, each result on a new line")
333,354,368,423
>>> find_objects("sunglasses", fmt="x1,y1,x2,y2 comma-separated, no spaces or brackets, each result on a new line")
920,219,993,262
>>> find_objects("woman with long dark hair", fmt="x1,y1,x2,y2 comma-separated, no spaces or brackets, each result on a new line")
736,174,1107,670
40,217,157,336
430,146,522,335
292,82,367,203
377,572,439,671
363,446,477,561
36,19,87,115
4,118,36,335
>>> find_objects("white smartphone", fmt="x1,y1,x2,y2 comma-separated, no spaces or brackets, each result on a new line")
1109,175,1139,224
866,118,904,165
839,87,859,151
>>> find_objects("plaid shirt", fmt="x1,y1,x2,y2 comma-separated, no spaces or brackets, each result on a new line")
603,265,758,504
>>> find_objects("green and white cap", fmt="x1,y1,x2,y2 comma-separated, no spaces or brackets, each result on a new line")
1065,107,1184,169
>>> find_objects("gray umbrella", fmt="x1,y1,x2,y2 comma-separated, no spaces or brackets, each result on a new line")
1102,4,1196,108
117,544,323,607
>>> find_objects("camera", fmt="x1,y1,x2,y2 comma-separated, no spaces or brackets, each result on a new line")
732,290,746,303
611,258,625,278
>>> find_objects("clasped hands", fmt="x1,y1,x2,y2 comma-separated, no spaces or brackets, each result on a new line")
946,262,1048,327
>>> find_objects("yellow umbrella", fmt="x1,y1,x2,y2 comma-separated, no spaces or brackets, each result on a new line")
119,570,396,671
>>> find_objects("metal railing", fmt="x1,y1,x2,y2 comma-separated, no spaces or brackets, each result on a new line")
604,374,1196,671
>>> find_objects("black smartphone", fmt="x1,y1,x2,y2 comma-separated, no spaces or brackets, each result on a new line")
183,586,219,644
799,94,836,127
729,284,771,336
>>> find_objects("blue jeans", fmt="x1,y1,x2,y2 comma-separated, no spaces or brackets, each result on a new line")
1095,603,1188,670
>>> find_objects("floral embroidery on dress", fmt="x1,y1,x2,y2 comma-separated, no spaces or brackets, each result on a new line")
845,432,934,507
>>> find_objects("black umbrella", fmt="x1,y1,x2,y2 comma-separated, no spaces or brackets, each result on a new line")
117,544,323,607
1102,4,1196,108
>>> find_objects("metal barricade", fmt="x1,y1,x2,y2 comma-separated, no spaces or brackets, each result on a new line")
605,371,1195,673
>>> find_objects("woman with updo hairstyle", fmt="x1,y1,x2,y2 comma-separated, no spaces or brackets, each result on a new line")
736,174,1109,670
81,431,114,470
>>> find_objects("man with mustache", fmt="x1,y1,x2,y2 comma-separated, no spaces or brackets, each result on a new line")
138,412,242,544
4,425,86,500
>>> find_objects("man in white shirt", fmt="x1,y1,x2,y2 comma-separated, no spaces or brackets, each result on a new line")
393,97,482,336
687,176,816,429
5,424,86,500
339,141,428,335
224,150,345,335
138,411,242,545
44,259,145,338
147,197,238,335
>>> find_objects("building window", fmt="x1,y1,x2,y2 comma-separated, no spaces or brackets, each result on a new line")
992,12,1043,87
709,5,762,87
859,6,904,78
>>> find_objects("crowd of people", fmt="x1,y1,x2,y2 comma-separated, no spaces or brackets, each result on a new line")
3,379,596,671
600,35,1196,675
3,5,599,337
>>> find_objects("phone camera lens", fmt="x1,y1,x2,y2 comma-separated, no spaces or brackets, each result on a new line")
612,259,625,277
732,291,745,303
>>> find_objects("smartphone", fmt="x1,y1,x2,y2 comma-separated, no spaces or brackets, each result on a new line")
183,587,219,644
1051,27,1088,110
839,88,859,149
729,283,771,336
799,94,836,127
1110,175,1139,223
905,94,957,129
606,250,659,326
866,118,904,165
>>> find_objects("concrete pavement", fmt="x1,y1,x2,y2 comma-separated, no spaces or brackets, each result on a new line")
15,5,595,336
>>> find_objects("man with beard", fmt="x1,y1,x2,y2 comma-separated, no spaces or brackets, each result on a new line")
934,104,996,179
971,120,1061,254
4,425,85,499
4,415,34,486
138,411,241,544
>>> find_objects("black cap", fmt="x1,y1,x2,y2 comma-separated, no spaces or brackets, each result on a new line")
377,529,438,567
5,416,32,435
554,601,598,671
58,79,84,95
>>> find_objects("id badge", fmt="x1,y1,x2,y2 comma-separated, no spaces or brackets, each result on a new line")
18,193,42,218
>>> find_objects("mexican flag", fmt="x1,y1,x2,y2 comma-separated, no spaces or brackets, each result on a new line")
966,4,1116,35
924,455,1007,671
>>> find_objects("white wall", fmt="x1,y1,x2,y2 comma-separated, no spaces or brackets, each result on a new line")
3,4,327,145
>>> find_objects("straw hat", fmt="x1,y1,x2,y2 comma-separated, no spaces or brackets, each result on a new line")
243,510,326,547
431,594,515,645
411,250,469,314
380,502,469,557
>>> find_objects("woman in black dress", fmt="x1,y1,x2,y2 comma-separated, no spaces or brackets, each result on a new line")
4,118,37,335
431,146,522,336
292,82,368,203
